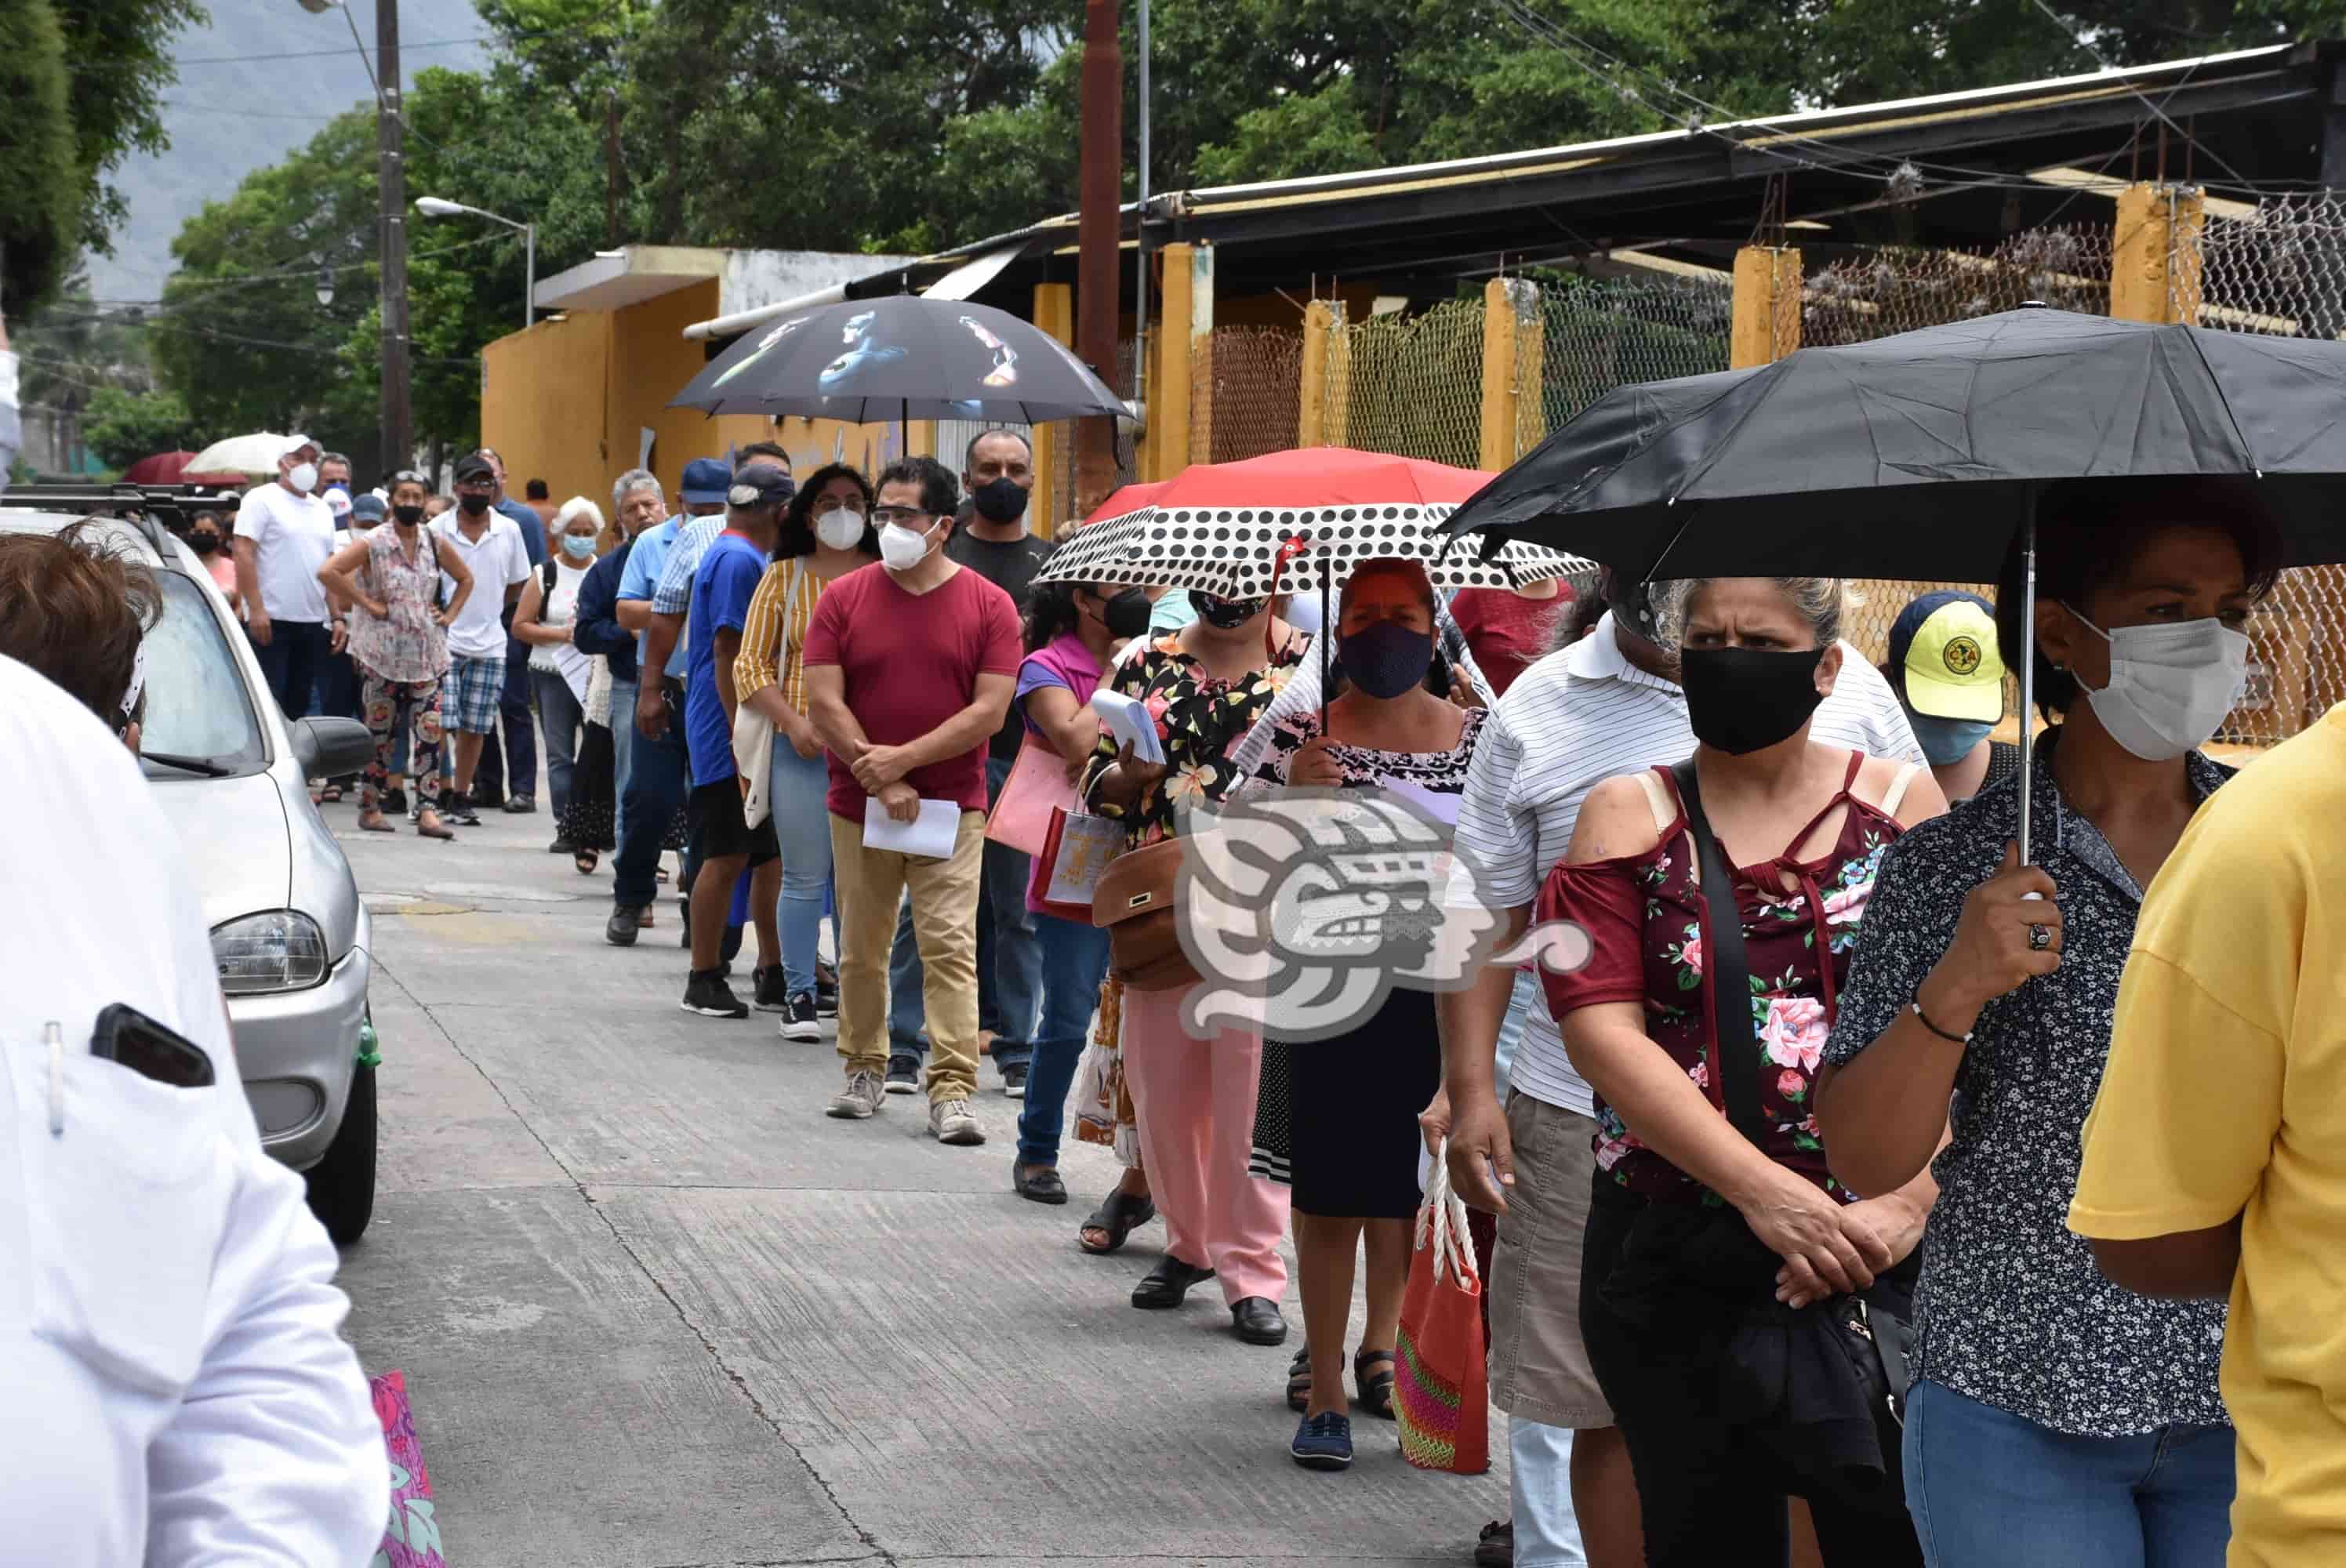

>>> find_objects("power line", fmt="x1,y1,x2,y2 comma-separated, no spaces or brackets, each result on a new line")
2023,0,2253,188
170,32,501,66
38,307,481,366
83,233,507,310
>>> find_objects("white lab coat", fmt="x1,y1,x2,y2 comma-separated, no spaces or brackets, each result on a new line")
0,655,387,1566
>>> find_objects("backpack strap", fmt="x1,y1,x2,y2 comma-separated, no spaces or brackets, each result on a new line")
1670,758,1768,1150
1879,759,1924,821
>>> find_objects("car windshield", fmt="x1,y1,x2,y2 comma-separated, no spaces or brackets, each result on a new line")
141,571,267,777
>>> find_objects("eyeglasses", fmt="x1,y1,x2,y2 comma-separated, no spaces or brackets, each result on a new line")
870,506,931,528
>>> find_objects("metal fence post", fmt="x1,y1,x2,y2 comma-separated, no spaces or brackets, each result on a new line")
1730,245,1802,368
2111,181,2206,325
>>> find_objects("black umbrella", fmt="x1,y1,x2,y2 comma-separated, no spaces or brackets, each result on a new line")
669,296,1128,424
1441,304,2346,859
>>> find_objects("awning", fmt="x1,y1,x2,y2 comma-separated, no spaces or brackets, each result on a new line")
917,241,1024,302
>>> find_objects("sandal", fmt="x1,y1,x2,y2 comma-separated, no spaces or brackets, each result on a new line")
319,784,343,804
1287,1345,1313,1413
574,848,600,875
1077,1187,1157,1255
358,811,396,833
1353,1348,1396,1419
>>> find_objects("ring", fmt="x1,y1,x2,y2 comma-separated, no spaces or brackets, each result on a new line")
2028,924,2052,952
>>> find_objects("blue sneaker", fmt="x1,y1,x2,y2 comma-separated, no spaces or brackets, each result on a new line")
1290,1410,1353,1471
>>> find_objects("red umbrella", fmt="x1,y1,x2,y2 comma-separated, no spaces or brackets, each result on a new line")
1079,481,1168,531
125,450,199,483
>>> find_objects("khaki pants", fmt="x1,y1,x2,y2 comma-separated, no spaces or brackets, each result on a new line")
830,810,985,1102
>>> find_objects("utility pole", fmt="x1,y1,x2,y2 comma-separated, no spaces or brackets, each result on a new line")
1075,0,1123,514
376,0,412,474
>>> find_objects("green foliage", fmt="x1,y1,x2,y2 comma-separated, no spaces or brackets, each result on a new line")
0,0,82,310
82,387,199,467
54,0,209,256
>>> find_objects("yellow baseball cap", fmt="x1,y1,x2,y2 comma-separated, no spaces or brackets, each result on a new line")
1890,591,2005,722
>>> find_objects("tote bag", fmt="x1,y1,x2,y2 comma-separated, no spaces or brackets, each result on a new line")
1394,1142,1491,1474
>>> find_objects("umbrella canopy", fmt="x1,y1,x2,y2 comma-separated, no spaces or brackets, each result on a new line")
124,451,198,484
1441,306,2346,581
187,432,292,479
670,296,1128,424
1038,447,1588,597
1077,480,1167,532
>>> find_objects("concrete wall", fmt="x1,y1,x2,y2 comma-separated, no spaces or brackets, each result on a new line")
481,310,612,506
720,250,921,318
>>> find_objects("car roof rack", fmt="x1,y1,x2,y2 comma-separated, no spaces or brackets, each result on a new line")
1,482,245,556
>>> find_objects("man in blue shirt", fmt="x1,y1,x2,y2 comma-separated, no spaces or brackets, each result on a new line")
677,462,790,1018
608,458,732,946
468,445,547,812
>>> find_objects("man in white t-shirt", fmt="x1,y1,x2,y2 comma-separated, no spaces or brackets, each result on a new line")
430,453,532,824
231,434,338,720
1434,574,1923,1568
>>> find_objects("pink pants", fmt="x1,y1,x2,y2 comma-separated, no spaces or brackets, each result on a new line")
1120,988,1289,1308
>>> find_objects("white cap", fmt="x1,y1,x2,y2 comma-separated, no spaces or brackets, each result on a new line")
279,432,318,458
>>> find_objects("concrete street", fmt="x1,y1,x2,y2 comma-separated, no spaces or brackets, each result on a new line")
336,793,1510,1566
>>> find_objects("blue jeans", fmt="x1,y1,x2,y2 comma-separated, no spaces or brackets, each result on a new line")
888,754,1041,1072
1905,1380,2235,1568
615,703,688,908
250,619,331,723
1014,913,1112,1166
609,677,637,844
529,667,583,818
769,736,834,998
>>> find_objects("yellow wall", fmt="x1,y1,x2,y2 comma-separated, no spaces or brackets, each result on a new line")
480,311,612,506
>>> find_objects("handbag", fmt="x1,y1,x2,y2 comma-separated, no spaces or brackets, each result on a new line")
1092,836,1196,991
1670,758,1916,1483
986,737,1078,855
1034,805,1124,922
1394,1140,1491,1474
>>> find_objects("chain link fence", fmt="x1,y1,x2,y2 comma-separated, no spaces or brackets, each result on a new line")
1321,296,1486,468
1192,325,1303,466
1518,270,1733,459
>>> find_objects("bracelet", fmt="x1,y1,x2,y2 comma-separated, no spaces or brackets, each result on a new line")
1910,997,1974,1046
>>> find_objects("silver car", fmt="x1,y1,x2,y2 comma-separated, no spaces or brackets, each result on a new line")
0,492,380,1242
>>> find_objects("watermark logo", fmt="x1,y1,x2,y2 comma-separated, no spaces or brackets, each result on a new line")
1177,789,1593,1041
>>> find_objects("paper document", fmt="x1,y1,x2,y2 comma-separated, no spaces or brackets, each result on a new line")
862,797,961,859
1089,690,1165,764
1044,814,1127,908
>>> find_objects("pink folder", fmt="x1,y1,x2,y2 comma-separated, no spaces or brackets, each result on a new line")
985,739,1079,856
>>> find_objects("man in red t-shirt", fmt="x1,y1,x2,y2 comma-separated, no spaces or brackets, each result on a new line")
802,456,1021,1141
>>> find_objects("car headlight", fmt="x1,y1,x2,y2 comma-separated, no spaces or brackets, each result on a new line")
212,910,330,994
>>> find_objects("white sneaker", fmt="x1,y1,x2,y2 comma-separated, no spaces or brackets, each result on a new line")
826,1070,884,1120
929,1097,986,1145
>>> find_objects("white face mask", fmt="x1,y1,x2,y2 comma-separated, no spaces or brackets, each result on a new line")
878,518,937,572
2064,604,2250,761
287,461,319,494
815,506,866,552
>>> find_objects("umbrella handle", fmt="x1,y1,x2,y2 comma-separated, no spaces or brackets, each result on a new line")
2017,493,2038,868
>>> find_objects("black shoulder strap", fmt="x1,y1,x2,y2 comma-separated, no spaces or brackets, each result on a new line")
1671,758,1769,1150
542,556,559,599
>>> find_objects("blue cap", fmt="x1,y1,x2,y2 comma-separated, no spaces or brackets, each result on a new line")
680,457,732,505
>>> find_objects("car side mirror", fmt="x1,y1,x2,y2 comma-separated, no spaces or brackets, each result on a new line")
296,717,376,781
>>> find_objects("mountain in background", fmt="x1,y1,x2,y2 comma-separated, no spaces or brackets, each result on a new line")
89,0,488,304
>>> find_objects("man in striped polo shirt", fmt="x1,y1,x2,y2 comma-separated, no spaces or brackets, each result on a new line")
1437,574,1923,1568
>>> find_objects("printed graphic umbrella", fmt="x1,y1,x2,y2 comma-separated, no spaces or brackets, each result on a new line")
670,296,1128,424
1440,304,2346,858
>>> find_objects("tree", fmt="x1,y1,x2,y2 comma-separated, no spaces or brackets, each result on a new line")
0,0,82,310
55,0,210,261
83,387,200,468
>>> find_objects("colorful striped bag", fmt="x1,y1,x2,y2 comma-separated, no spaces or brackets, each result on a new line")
1394,1142,1490,1474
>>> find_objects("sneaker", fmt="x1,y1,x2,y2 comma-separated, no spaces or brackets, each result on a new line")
1474,1521,1514,1568
503,793,537,815
605,903,642,947
1291,1411,1353,1471
929,1097,986,1145
383,786,409,815
547,835,575,855
753,966,789,1013
441,789,482,827
781,991,822,1041
1000,1063,1029,1099
884,1054,921,1095
826,1069,884,1119
680,968,748,1018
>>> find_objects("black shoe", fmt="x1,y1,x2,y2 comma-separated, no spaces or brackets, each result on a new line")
680,968,748,1018
1013,1160,1068,1205
504,793,537,814
1131,1257,1216,1310
605,903,642,947
815,978,838,1018
1231,1297,1289,1345
472,786,505,809
1000,1062,1029,1099
753,965,788,1012
782,991,822,1040
441,789,482,827
678,895,692,948
884,1054,921,1095
383,786,409,815
547,835,576,854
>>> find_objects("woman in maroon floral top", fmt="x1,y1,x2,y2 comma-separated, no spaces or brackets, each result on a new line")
1538,575,1947,1567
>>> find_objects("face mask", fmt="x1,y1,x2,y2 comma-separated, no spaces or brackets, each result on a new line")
879,518,938,572
392,504,424,527
1909,713,1995,768
1095,586,1152,641
457,492,492,517
2063,605,2250,761
1196,593,1264,630
815,506,866,552
287,462,319,494
1679,645,1827,755
561,533,598,561
189,532,220,555
971,476,1029,524
1338,620,1435,700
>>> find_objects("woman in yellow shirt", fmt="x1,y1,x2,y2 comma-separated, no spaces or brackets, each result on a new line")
735,464,878,1039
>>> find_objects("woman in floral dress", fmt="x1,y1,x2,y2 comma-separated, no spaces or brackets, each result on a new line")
1083,590,1306,1343
1538,575,1946,1565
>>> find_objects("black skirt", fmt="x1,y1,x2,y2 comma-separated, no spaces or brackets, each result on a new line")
1283,988,1444,1220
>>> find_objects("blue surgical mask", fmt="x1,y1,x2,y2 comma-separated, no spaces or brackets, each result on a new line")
1908,712,1993,768
561,533,598,561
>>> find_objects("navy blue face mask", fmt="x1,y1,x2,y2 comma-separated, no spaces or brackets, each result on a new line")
1338,620,1435,700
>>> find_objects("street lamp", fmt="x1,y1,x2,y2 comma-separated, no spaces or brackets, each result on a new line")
315,264,335,308
415,197,536,329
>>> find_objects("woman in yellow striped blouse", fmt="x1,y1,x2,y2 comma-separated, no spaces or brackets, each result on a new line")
734,463,880,1036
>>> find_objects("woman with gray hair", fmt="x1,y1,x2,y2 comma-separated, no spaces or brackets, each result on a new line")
1536,575,1950,1565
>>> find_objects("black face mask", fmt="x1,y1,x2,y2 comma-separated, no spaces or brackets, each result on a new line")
457,492,492,516
1678,645,1827,755
392,504,425,527
1095,586,1152,640
970,476,1029,524
1195,592,1264,630
189,532,221,555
